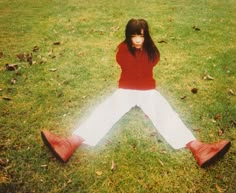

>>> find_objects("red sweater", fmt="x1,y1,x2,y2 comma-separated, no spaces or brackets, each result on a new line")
116,42,160,90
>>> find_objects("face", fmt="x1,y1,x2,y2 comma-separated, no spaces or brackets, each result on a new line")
131,29,144,49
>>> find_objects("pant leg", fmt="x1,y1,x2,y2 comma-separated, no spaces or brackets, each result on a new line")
73,89,137,146
138,90,196,149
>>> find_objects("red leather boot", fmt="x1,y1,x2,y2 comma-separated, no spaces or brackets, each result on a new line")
186,140,231,167
41,130,84,163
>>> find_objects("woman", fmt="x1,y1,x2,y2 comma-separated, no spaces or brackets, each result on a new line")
41,19,230,167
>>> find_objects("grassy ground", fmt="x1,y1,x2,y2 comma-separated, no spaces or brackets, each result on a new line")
0,0,235,192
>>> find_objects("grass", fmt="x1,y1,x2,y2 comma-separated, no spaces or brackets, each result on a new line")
0,0,235,192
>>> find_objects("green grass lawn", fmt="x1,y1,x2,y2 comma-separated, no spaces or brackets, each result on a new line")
0,0,235,192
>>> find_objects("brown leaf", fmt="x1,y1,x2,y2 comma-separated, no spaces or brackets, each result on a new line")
26,53,33,65
191,88,198,94
192,26,201,31
231,120,236,127
53,41,61,45
5,64,18,71
16,53,25,61
3,96,11,101
32,46,40,52
158,39,168,44
214,114,221,121
0,158,9,167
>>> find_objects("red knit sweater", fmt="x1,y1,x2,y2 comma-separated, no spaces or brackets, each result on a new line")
116,42,160,90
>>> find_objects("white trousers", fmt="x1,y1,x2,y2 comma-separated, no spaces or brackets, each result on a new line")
73,89,196,149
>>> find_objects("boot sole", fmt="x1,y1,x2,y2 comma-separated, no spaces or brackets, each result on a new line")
41,131,67,163
201,141,231,168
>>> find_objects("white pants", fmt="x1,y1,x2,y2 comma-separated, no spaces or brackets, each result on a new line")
73,89,196,149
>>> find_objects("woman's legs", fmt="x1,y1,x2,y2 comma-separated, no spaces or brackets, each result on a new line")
73,89,138,146
42,89,230,166
138,90,196,149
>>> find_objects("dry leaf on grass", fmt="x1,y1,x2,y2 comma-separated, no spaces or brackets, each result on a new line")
5,64,18,71
49,68,57,72
228,89,235,96
215,183,224,193
214,114,222,121
192,26,201,31
53,41,61,45
96,171,103,176
203,74,214,80
191,88,198,94
111,160,116,171
218,129,224,136
2,96,11,101
158,159,164,166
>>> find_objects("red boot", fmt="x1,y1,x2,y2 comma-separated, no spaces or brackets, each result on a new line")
41,130,84,163
186,140,231,167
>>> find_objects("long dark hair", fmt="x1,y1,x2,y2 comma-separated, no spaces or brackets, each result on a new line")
124,18,160,62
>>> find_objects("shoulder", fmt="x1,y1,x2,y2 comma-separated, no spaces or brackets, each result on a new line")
117,41,128,51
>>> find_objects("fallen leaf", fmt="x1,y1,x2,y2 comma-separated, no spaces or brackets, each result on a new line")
96,171,103,176
215,175,223,180
214,114,221,121
193,128,201,132
16,53,25,61
180,95,187,100
158,159,164,166
53,41,61,45
0,158,9,167
228,89,235,96
26,53,33,65
192,26,201,31
49,68,57,72
218,129,224,136
203,74,214,80
33,46,40,52
11,78,17,84
191,88,198,94
160,150,168,154
111,160,116,171
2,96,11,101
231,120,236,127
215,183,224,193
158,39,168,44
5,64,18,71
